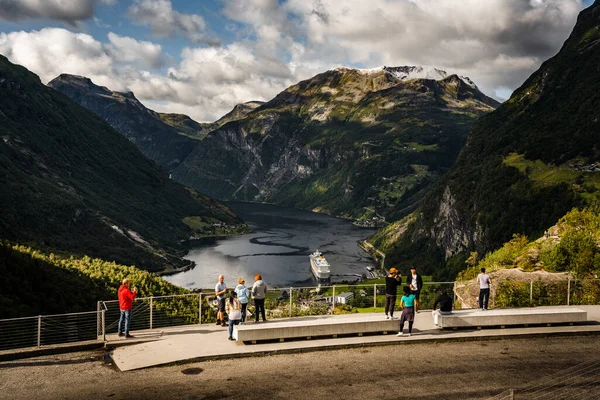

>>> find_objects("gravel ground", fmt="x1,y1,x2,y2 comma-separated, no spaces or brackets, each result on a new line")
0,335,599,400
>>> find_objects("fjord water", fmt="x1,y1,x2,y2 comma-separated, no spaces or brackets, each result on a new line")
164,202,377,289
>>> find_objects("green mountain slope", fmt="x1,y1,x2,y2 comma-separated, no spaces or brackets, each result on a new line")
49,75,265,158
0,241,186,318
47,74,200,169
0,55,246,272
173,67,499,223
372,1,600,279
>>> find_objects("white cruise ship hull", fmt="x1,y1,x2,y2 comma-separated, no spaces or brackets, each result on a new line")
310,257,331,280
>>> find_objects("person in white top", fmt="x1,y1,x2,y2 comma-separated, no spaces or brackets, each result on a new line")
477,267,492,310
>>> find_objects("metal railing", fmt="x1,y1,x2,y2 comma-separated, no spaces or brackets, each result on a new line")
0,311,102,351
1,279,598,352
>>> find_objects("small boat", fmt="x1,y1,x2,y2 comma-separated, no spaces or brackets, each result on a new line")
309,249,331,280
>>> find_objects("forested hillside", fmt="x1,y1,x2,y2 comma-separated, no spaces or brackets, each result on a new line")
0,55,247,272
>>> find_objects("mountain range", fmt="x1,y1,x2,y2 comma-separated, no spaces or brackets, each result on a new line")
48,74,263,170
172,66,498,223
55,65,499,226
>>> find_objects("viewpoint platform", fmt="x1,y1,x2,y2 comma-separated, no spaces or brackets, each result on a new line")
108,305,600,371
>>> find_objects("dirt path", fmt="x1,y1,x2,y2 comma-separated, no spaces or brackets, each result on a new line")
0,335,599,400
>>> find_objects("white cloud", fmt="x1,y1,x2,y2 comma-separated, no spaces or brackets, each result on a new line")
106,32,164,68
128,0,220,45
0,0,108,26
0,1,590,122
224,0,584,100
0,28,173,98
0,28,112,80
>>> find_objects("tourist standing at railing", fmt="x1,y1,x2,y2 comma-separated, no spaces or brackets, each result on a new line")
117,278,137,338
226,291,243,341
384,268,402,320
215,275,228,327
432,288,453,325
397,286,416,337
252,274,268,322
407,267,423,312
477,268,492,310
235,278,250,324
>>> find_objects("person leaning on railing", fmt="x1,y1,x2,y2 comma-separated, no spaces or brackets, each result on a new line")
117,278,137,338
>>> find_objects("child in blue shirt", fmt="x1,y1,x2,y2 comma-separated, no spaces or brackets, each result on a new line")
397,286,416,337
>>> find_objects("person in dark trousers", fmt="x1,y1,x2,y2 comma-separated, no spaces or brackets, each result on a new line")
234,278,250,324
432,288,453,325
477,268,492,310
117,278,137,338
397,286,416,337
384,268,402,319
406,266,423,312
252,274,268,322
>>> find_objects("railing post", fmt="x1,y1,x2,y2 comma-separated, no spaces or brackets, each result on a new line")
149,296,154,330
97,301,101,337
530,280,533,306
198,293,202,324
373,284,377,311
567,278,571,306
101,310,106,342
332,285,336,313
453,281,457,302
289,287,293,318
37,315,42,348
509,388,515,400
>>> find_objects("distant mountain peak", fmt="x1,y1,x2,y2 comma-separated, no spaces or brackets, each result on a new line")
333,65,478,88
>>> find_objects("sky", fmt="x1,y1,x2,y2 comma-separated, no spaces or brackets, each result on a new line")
0,0,596,122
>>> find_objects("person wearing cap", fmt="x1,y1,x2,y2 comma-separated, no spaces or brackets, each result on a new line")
406,266,423,312
384,268,402,319
432,288,453,325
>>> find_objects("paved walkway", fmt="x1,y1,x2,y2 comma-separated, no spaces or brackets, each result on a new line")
110,305,600,371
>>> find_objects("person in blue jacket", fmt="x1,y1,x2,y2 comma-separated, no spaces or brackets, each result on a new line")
235,278,250,324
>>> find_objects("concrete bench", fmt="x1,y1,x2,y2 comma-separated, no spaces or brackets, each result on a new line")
233,314,399,343
436,307,587,329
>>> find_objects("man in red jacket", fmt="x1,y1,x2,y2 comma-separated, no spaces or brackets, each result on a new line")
117,278,137,338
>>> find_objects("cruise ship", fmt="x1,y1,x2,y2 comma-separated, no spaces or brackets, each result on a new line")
309,249,331,280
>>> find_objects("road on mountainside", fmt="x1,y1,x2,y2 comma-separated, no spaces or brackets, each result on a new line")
0,335,599,400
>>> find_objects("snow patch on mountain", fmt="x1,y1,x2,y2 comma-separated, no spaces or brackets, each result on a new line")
334,65,477,88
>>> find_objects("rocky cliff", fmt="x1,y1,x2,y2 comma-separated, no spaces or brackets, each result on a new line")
173,66,499,223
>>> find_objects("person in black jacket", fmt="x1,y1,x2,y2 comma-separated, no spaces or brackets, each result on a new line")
406,267,423,312
384,268,402,319
432,288,453,326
